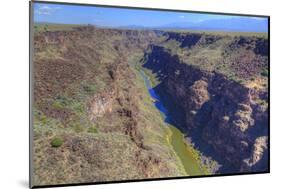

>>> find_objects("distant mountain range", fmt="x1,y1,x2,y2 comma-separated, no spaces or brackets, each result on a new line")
120,17,268,32
36,17,268,33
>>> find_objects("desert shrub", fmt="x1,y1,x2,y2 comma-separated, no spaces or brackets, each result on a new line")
40,114,48,125
82,84,96,94
34,109,48,125
56,95,72,105
88,126,98,133
54,96,86,114
52,101,64,110
71,102,84,114
52,95,74,110
52,96,66,109
51,137,63,148
72,123,84,133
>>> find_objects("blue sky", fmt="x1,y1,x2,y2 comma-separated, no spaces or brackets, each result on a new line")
33,2,268,31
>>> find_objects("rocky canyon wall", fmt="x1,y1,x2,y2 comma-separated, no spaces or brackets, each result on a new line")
143,44,268,173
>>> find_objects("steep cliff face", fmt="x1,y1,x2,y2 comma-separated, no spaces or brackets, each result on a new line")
33,26,187,185
164,32,202,48
142,44,268,173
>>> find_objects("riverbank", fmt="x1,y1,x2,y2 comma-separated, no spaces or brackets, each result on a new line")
138,65,208,175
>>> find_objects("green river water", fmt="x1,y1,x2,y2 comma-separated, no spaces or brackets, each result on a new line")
139,69,206,176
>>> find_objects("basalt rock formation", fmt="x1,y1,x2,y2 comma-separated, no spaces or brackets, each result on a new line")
142,42,268,173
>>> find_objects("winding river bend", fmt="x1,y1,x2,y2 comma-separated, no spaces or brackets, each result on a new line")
139,69,206,176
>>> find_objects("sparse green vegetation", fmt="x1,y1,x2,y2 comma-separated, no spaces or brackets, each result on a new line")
82,83,96,94
52,101,64,110
50,137,63,148
88,126,98,133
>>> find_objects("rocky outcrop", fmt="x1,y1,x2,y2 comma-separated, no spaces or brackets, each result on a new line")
254,38,268,56
241,136,268,172
87,90,114,121
143,45,269,173
165,32,202,48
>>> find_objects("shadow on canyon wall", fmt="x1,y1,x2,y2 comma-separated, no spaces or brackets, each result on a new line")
142,45,268,174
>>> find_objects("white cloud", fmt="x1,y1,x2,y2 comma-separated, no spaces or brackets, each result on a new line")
179,15,185,18
252,17,267,20
35,5,61,15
